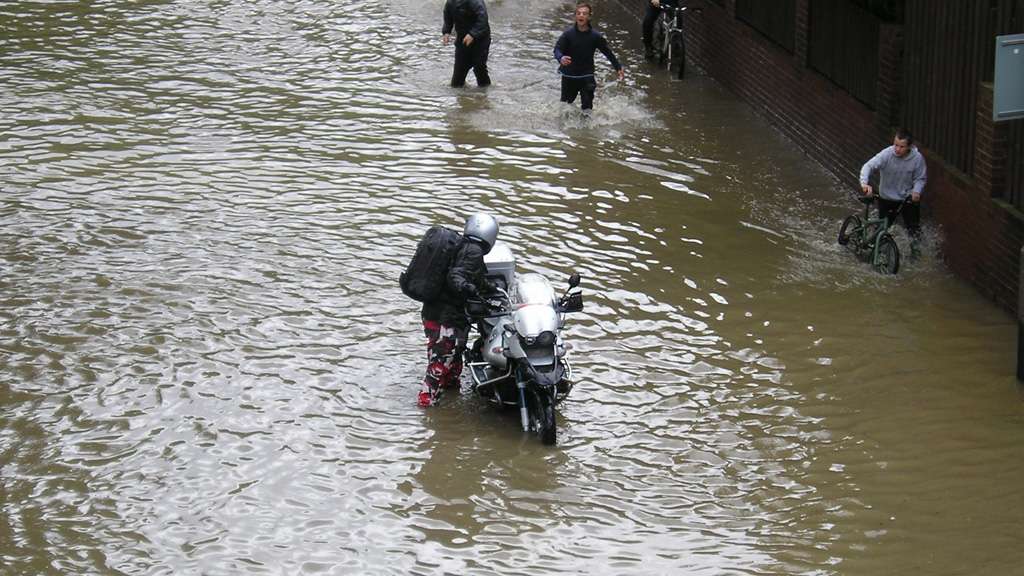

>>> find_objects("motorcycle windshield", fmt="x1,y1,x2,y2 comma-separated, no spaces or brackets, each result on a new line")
515,273,556,306
513,304,558,338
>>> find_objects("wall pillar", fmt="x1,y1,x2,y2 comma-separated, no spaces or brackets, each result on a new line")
1019,246,1024,380
794,0,809,67
975,83,1009,198
875,23,903,131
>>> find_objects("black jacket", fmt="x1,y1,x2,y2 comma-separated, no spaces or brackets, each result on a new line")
422,239,489,328
442,0,490,42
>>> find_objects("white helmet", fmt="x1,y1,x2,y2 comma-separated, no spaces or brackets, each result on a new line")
463,213,498,254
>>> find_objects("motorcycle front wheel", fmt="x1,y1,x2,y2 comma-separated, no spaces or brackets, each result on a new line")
529,387,557,446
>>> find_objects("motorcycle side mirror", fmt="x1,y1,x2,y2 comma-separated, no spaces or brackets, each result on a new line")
568,272,580,289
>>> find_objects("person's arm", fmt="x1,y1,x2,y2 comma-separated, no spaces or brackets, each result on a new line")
911,153,927,201
442,0,454,42
596,35,625,80
859,148,888,195
554,31,571,67
448,243,487,298
466,0,488,43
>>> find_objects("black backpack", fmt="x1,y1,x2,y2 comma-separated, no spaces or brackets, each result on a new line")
399,225,463,302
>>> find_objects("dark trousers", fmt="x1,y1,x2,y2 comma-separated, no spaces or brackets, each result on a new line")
451,35,491,87
877,198,920,236
560,76,597,110
878,197,922,253
642,5,661,47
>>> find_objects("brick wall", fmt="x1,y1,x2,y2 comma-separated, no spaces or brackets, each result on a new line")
612,0,1022,316
931,85,1022,313
661,0,892,181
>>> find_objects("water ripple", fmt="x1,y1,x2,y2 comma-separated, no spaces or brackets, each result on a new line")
2,1,1023,575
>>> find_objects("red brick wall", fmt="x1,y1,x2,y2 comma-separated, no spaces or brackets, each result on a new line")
930,85,1022,312
612,0,1022,316
665,0,891,182
929,158,1024,313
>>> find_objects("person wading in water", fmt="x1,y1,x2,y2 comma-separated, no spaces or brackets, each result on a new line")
553,2,625,114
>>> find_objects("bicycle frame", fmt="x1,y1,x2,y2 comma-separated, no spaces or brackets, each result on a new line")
653,5,689,79
838,195,908,274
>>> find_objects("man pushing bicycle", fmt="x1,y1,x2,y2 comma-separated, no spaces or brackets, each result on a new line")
642,0,678,60
859,128,928,258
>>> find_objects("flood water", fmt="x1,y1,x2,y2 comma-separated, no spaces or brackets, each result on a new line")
2,0,1023,574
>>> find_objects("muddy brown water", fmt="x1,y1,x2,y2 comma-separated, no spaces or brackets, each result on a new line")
1,1,1022,574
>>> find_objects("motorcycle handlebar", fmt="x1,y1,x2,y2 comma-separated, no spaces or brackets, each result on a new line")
465,287,512,318
466,284,584,317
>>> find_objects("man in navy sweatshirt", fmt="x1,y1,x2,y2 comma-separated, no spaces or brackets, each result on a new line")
553,2,625,113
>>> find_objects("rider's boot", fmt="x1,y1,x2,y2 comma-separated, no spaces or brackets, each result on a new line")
643,42,654,60
417,390,433,407
419,371,442,407
440,358,462,390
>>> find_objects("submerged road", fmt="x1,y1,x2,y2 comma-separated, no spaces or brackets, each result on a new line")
1,0,1022,574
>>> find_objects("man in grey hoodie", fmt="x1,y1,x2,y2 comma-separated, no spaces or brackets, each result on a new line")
442,0,491,88
859,128,928,257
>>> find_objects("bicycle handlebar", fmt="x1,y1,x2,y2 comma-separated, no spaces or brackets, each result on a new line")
661,5,700,14
859,193,916,205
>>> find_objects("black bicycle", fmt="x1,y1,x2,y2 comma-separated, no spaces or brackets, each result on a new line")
837,195,910,274
651,5,696,79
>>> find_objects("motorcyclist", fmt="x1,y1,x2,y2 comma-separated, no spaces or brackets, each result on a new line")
419,213,499,407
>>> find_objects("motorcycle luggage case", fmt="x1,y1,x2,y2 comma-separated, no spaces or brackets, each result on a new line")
484,242,515,291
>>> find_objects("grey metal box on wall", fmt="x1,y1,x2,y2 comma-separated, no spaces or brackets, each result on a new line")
994,34,1024,122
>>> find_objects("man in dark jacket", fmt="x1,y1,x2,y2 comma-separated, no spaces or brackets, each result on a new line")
553,2,625,113
419,214,499,407
442,0,491,88
642,0,678,59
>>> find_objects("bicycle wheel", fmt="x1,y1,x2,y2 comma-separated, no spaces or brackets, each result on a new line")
652,18,668,65
670,33,686,79
838,215,863,249
873,233,900,274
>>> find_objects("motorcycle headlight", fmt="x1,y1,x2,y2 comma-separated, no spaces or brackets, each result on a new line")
525,330,555,347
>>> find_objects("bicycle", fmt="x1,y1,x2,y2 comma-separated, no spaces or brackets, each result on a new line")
837,195,910,274
650,5,695,79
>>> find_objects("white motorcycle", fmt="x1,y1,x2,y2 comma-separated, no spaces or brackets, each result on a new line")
465,243,583,446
